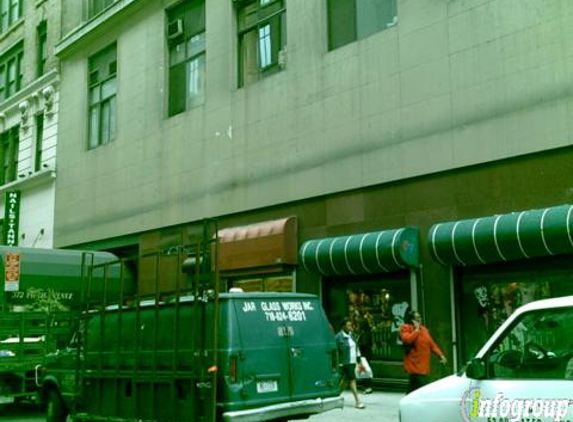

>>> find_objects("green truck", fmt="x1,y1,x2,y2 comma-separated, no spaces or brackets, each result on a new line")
39,249,343,422
0,246,132,406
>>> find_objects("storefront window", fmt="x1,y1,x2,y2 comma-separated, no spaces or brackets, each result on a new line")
325,276,411,362
231,274,293,292
458,256,573,364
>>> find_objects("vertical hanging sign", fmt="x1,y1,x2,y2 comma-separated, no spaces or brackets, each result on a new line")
4,190,20,246
4,252,20,292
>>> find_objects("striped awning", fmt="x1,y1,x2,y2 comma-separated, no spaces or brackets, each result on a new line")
216,217,297,271
429,204,573,266
299,227,419,276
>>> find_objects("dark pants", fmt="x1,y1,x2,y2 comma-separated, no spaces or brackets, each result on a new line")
407,374,429,394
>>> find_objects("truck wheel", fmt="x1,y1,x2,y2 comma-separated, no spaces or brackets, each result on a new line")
46,390,68,422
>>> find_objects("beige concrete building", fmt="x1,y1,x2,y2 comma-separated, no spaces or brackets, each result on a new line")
53,0,573,386
0,0,61,248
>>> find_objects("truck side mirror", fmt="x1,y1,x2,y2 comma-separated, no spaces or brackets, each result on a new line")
465,358,486,380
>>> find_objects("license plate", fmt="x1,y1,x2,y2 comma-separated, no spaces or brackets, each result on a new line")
0,396,14,404
256,380,278,393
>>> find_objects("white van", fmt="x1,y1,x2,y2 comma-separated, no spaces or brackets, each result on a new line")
399,296,573,422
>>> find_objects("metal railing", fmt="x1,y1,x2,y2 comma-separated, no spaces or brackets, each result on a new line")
76,219,220,422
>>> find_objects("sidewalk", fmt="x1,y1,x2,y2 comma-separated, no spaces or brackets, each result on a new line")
302,390,405,422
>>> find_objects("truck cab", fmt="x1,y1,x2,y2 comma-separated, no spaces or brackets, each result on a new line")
0,246,131,408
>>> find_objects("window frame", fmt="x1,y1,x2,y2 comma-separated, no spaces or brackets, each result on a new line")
0,0,22,34
327,0,397,51
37,21,48,77
34,113,44,172
86,0,117,20
0,125,19,185
167,0,206,117
236,0,286,88
87,43,117,150
0,42,23,103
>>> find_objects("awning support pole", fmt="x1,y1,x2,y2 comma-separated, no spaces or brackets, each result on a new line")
409,269,418,312
449,266,458,372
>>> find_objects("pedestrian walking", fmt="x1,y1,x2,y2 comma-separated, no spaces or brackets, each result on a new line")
400,310,447,394
335,318,365,409
355,316,373,394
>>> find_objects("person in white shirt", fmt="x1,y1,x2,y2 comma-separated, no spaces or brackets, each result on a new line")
335,318,365,409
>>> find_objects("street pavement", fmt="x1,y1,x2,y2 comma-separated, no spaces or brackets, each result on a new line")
302,390,404,422
2,391,405,422
0,402,43,422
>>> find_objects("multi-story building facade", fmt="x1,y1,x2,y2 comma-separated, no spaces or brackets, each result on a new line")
53,0,573,387
0,0,60,249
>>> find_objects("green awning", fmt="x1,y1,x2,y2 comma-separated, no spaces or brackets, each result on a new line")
299,227,419,276
429,204,573,266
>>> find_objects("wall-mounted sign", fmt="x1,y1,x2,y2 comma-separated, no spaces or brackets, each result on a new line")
4,252,20,292
4,190,20,246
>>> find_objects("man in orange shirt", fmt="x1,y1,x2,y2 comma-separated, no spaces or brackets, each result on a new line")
400,310,447,394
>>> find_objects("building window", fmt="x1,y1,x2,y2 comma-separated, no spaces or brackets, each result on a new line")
0,0,22,33
34,114,44,172
167,0,205,117
87,0,117,19
0,126,19,185
37,21,48,77
0,42,23,102
88,44,117,150
237,0,285,88
327,0,397,51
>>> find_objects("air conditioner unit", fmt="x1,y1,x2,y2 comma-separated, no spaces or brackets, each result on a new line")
167,19,184,40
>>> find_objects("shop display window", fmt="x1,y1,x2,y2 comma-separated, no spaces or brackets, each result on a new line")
458,257,573,364
325,276,411,362
231,275,293,292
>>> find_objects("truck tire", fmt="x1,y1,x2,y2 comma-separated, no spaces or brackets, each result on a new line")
46,390,68,422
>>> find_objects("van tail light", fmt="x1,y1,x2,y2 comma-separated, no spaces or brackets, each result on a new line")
229,356,237,383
